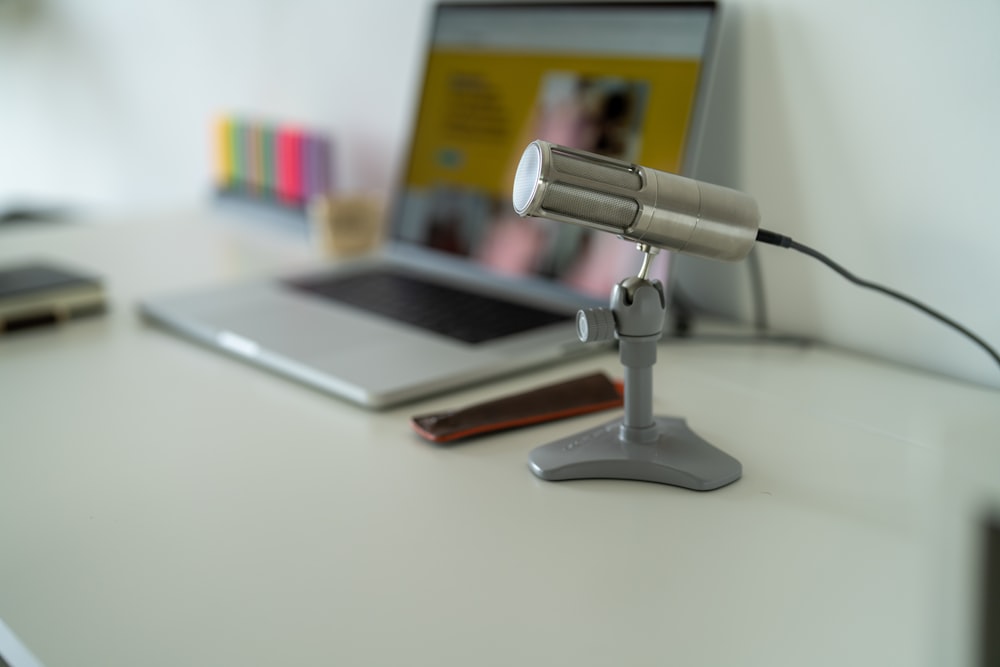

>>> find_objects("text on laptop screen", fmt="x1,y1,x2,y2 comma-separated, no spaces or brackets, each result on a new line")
393,2,716,298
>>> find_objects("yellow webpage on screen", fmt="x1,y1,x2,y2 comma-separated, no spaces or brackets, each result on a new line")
405,49,701,197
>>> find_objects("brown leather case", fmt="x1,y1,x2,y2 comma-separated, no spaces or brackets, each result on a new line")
410,372,624,443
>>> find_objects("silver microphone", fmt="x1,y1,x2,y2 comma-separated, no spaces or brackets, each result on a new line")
512,140,760,262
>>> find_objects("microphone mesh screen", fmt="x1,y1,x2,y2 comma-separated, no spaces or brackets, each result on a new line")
551,151,642,191
512,142,541,214
543,183,638,231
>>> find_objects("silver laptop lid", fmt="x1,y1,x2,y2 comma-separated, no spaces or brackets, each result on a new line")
387,1,719,303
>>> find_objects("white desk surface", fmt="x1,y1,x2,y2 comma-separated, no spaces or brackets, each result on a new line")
1,211,997,667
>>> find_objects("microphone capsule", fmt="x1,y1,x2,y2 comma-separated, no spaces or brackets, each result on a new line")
513,141,642,235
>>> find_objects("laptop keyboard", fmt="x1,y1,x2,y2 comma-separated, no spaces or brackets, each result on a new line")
285,269,571,344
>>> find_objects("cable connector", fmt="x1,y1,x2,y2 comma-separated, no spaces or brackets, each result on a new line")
756,229,793,248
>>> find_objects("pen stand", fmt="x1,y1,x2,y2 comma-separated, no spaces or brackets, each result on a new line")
527,264,742,491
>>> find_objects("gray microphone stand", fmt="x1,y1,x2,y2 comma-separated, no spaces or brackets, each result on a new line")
528,245,742,491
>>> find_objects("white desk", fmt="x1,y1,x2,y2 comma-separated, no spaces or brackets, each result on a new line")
1,211,997,667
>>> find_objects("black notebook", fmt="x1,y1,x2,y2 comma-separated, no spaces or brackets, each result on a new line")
0,262,105,333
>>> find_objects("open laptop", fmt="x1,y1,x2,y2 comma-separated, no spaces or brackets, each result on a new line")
141,1,720,408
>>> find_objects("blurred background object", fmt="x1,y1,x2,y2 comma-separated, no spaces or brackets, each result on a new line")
308,193,383,257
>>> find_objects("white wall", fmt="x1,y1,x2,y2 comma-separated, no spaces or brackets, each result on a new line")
2,0,998,389
684,0,1000,390
0,0,429,206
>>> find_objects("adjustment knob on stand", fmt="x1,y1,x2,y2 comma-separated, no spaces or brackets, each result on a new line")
576,308,616,343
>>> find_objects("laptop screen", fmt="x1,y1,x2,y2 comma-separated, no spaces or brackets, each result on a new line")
391,1,717,300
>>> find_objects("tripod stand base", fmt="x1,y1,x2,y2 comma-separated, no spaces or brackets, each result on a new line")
528,416,741,491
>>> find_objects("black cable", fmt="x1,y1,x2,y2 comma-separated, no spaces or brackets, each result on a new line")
755,228,1000,371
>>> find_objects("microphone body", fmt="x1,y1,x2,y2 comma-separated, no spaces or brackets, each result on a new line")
513,140,759,262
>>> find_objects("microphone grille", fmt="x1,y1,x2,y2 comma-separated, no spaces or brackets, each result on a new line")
512,140,642,231
513,142,542,215
543,182,639,231
550,149,642,191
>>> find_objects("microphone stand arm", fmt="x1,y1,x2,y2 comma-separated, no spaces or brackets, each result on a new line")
527,245,742,491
